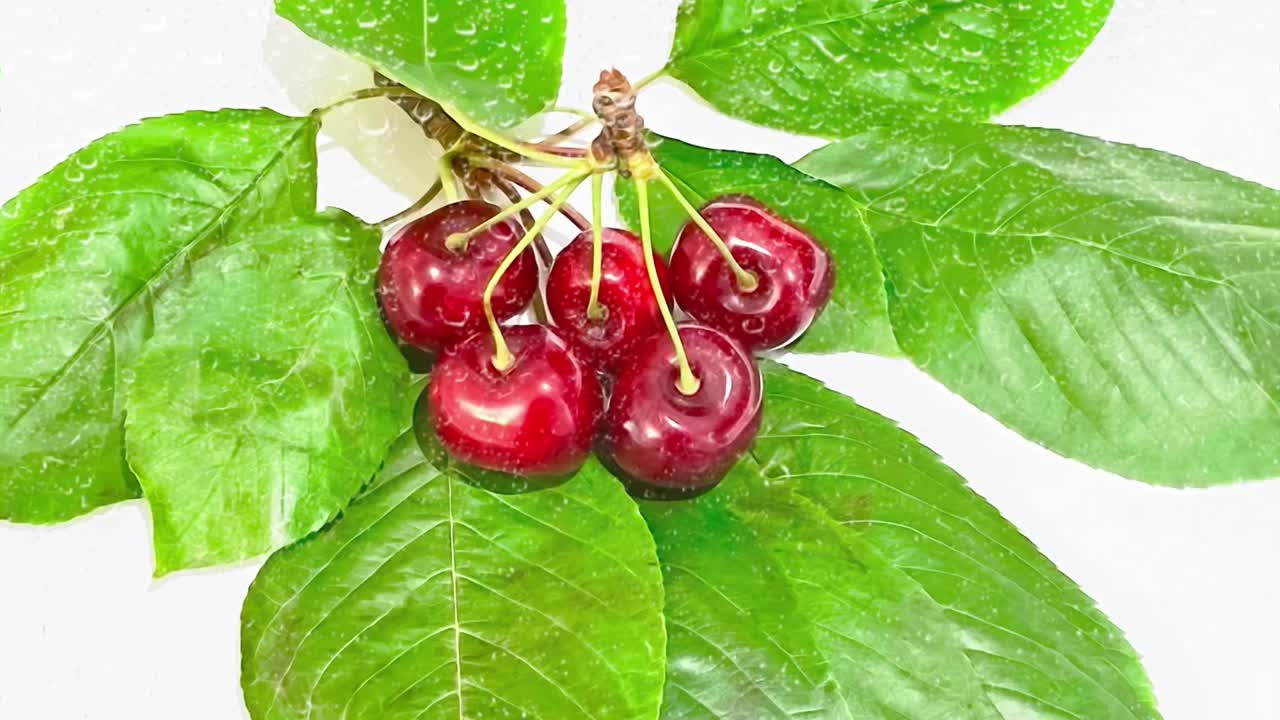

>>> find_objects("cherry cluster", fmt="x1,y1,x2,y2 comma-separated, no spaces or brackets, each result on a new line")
377,194,833,498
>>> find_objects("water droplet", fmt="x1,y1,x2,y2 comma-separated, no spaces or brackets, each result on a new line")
357,113,391,137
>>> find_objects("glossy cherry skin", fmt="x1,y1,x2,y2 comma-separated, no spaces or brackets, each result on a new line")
545,228,671,375
378,201,538,354
422,325,603,478
598,324,762,497
669,195,835,352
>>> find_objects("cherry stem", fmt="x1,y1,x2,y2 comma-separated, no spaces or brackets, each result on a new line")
446,105,584,168
550,106,595,119
439,154,461,203
446,165,591,251
314,86,427,115
485,172,547,264
637,178,701,396
378,179,443,228
524,143,589,159
484,163,591,231
586,173,606,321
632,70,665,93
485,178,586,373
438,134,477,203
654,168,759,292
541,116,599,146
484,169,555,321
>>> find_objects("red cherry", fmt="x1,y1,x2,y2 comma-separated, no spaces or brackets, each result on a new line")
545,228,671,374
669,195,834,351
378,201,538,354
598,324,762,497
422,325,603,478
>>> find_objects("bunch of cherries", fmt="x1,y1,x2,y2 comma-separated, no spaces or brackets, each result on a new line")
375,72,834,498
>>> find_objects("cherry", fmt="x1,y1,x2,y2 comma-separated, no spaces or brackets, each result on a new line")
545,228,671,375
378,201,538,354
669,195,835,352
598,324,762,498
421,325,603,478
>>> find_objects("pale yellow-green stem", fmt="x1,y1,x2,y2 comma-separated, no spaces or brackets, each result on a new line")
637,178,700,396
543,115,599,146
314,86,427,116
654,167,758,292
446,105,582,168
437,134,473,204
438,153,461,203
632,69,666,93
446,165,591,251
378,179,443,228
485,178,588,372
550,106,596,120
586,173,606,321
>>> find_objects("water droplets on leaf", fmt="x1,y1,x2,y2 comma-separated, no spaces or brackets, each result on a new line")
356,112,391,137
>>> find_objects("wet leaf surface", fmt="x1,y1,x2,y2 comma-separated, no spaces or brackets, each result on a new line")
125,211,411,575
800,119,1280,486
0,109,319,523
665,0,1114,136
276,0,567,128
241,434,667,720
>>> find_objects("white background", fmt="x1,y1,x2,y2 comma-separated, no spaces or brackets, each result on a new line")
2,1,1279,718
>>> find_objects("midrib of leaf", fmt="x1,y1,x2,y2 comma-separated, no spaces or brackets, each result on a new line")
671,0,914,66
731,450,875,719
256,492,449,718
753,385,1156,719
256,467,638,719
249,469,430,718
5,119,315,433
667,514,847,718
160,270,358,556
844,163,1280,334
881,207,1255,290
864,199,1280,414
423,0,432,63
446,474,466,720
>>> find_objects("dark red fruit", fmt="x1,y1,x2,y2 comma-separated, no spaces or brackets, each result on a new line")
545,228,670,374
598,324,762,497
378,201,538,354
423,325,602,477
669,195,834,351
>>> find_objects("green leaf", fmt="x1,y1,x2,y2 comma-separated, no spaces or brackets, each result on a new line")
664,0,1114,137
276,0,567,129
616,135,898,356
241,433,667,720
798,120,1280,487
0,109,319,524
643,484,998,718
124,211,411,575
644,362,1160,719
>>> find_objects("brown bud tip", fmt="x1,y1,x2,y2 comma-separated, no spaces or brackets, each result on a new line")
591,68,632,99
591,67,648,170
594,68,632,96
